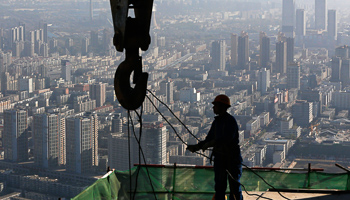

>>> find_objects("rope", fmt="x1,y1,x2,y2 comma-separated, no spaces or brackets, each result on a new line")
127,110,132,200
129,109,158,200
147,89,200,141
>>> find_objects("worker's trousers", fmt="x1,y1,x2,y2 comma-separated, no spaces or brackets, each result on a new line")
214,156,243,200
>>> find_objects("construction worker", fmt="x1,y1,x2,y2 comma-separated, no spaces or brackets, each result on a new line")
187,94,243,200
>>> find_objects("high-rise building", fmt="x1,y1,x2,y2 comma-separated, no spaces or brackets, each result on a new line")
282,0,295,37
286,37,294,63
160,80,174,104
24,41,34,57
287,62,300,89
39,29,44,41
33,113,60,168
258,68,270,94
3,109,28,162
89,82,106,107
34,40,42,55
65,38,73,50
43,23,48,43
82,37,89,56
140,122,167,165
260,35,270,68
238,31,249,69
108,133,130,171
210,40,226,71
58,113,66,166
276,41,287,74
61,60,71,82
12,41,21,58
328,10,337,40
230,33,238,67
49,38,57,50
143,89,159,113
40,43,49,57
90,30,99,48
29,31,35,44
315,0,327,30
18,22,26,41
90,0,94,22
18,26,24,41
66,112,98,174
340,59,350,87
292,100,313,127
112,114,123,133
296,9,306,37
102,29,112,51
335,45,349,59
19,77,33,93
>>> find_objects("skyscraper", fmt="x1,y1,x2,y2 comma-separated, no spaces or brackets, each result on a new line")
66,113,98,174
90,30,99,49
230,33,238,67
82,37,89,56
61,60,71,82
18,26,24,41
315,0,327,30
210,40,226,71
18,22,26,41
112,114,123,133
108,133,131,171
238,31,249,69
89,82,106,107
43,23,48,43
40,43,48,57
65,38,73,50
331,57,341,82
340,59,350,87
140,122,167,165
260,35,270,68
292,100,313,127
160,80,174,104
296,9,306,37
276,41,287,74
286,37,295,63
34,113,60,168
287,62,301,89
90,0,93,22
282,0,295,37
335,45,349,59
258,68,270,94
3,109,28,162
328,10,337,40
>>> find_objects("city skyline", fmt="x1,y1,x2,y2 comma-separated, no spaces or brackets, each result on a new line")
1,0,350,199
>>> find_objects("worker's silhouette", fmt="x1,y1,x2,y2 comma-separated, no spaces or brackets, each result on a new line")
187,94,243,200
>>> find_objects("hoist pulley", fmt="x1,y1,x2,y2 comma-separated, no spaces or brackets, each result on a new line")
109,0,153,110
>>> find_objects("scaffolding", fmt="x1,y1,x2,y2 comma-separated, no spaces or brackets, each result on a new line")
72,164,350,200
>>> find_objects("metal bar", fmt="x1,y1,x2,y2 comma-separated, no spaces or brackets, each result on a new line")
134,164,324,171
335,163,350,173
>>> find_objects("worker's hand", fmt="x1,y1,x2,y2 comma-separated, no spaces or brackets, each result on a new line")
202,143,210,152
186,144,200,153
202,140,216,152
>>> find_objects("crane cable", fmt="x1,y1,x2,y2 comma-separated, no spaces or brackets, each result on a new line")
145,90,291,200
128,108,158,200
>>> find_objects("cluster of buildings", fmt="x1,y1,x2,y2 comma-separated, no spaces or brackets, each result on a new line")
0,0,349,198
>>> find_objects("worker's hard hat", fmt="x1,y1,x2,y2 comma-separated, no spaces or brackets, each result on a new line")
212,94,231,107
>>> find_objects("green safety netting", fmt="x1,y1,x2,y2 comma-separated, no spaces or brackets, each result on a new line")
72,165,350,200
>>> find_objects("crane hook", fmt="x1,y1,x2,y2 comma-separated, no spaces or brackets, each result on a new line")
114,55,148,110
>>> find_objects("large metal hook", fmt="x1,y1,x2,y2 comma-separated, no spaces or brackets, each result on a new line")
114,56,148,110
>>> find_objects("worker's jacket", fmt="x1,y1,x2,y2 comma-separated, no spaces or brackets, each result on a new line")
198,112,242,164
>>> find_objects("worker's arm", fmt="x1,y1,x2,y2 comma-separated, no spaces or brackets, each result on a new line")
187,120,216,153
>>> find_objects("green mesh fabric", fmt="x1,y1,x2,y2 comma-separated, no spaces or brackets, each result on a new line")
72,165,350,200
